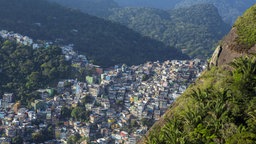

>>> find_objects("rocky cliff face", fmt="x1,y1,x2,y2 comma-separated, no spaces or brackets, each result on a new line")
212,4,256,67
209,45,222,67
211,27,256,67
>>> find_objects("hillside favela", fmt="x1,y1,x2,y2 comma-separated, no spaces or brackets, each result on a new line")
0,0,256,144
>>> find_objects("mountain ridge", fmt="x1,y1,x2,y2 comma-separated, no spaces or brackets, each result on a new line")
46,1,231,59
0,0,188,67
48,0,119,17
141,3,256,144
107,4,230,59
175,0,255,25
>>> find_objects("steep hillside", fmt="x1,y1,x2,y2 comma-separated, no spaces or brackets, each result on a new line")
142,4,256,144
175,0,255,25
47,0,119,17
211,4,256,67
42,1,231,59
0,0,188,67
234,4,256,49
0,38,71,105
114,0,255,23
107,4,230,59
47,0,255,35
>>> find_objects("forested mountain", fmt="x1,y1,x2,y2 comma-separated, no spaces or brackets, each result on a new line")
141,4,256,144
44,0,231,59
49,0,255,26
107,4,230,59
47,0,119,17
46,0,255,59
0,0,187,67
114,0,255,25
175,0,256,25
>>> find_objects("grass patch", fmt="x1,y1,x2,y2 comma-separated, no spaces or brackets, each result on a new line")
234,4,256,49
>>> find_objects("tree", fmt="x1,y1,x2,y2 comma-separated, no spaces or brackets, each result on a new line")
71,107,90,121
142,74,150,81
67,133,82,144
12,136,23,144
61,106,72,119
226,126,256,144
230,56,256,96
0,39,72,106
81,96,95,105
32,131,44,143
26,72,40,89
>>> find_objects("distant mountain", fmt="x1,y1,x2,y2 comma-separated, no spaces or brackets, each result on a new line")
44,0,231,59
47,0,119,17
107,4,230,59
0,0,188,67
175,0,256,25
114,0,179,9
141,4,256,144
51,0,255,26
114,0,255,25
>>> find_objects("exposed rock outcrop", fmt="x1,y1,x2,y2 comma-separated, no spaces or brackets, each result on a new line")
209,45,222,67
212,27,256,67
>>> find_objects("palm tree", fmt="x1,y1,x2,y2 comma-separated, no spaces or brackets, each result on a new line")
145,132,163,144
230,56,256,75
230,56,256,95
190,88,211,102
161,118,185,144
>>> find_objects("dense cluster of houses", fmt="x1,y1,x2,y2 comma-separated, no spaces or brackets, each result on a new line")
94,59,205,143
0,30,51,49
0,30,206,143
0,30,88,65
61,44,88,64
0,60,205,144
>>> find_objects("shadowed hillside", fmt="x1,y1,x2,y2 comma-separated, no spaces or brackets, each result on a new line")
0,0,188,67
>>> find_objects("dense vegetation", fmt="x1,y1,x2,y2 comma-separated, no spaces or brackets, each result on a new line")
45,1,231,59
146,55,256,143
114,0,255,24
0,0,187,67
48,0,255,59
145,5,256,143
46,0,230,58
47,0,119,17
0,38,71,105
107,4,230,58
63,0,254,26
60,96,93,123
234,4,256,49
175,0,255,25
